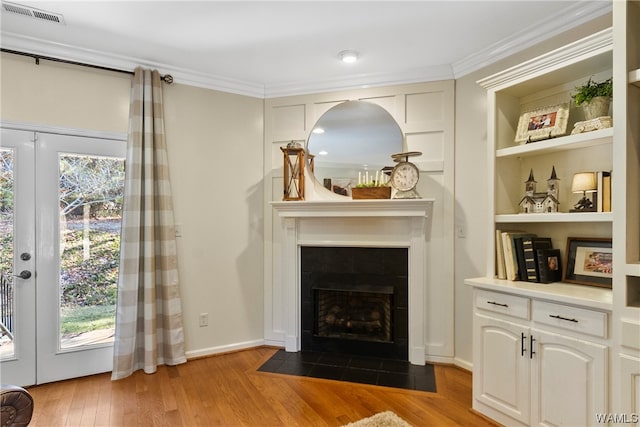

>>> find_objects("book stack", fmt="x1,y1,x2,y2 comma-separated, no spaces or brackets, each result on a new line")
593,170,612,212
496,231,562,283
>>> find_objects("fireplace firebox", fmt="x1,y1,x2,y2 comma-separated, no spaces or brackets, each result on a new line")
301,246,408,360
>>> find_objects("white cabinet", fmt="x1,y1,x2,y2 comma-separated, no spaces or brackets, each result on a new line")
531,330,607,427
474,313,530,425
472,288,609,427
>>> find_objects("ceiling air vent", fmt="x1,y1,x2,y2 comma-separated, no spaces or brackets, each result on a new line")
2,1,65,24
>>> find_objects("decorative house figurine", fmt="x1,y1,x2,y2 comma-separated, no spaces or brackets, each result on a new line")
519,167,560,213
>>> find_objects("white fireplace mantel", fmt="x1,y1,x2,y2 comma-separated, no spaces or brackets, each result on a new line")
270,199,434,218
271,198,434,365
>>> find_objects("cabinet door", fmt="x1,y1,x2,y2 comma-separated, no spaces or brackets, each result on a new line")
618,353,640,420
531,330,607,427
474,313,530,424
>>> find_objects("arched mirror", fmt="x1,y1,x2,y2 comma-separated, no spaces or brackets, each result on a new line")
306,100,404,197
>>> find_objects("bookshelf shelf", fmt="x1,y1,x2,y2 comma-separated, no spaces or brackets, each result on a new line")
626,262,640,278
496,212,612,223
630,68,640,87
495,128,613,159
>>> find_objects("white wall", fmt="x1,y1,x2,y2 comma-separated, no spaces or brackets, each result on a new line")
0,53,265,358
453,13,612,367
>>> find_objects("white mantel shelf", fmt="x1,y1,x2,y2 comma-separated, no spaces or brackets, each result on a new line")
270,199,435,218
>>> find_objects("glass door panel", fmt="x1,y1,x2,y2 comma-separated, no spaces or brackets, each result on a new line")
58,154,124,349
0,148,16,358
36,132,125,384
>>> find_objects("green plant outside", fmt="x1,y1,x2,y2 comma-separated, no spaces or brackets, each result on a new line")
60,304,116,335
0,223,120,335
572,77,613,107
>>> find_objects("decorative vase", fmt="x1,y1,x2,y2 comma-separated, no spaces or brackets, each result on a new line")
582,96,611,120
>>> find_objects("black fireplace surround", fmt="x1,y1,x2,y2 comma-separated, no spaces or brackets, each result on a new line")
301,246,409,361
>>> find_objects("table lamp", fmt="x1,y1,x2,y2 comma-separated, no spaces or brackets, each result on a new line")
570,172,597,212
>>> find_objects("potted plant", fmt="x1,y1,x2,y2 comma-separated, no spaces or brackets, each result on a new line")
572,77,612,120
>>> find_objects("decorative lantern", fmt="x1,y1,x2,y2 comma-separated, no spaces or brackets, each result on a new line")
281,143,307,201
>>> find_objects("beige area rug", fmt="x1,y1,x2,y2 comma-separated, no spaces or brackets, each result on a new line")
341,411,412,427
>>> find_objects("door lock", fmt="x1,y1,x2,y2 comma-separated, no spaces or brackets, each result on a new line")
13,270,32,280
20,253,31,261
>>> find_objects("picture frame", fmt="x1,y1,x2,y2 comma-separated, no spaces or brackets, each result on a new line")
563,237,612,288
536,248,562,284
515,102,570,144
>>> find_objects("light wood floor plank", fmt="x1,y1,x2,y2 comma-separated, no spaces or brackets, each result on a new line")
25,347,498,427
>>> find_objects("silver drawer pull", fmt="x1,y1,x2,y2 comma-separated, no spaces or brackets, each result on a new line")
549,314,578,323
487,301,509,308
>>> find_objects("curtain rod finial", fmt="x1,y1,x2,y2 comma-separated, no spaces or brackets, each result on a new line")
162,74,174,85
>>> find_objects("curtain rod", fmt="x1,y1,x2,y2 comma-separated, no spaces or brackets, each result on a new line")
1,48,174,84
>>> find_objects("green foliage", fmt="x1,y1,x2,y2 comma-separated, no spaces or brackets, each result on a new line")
60,225,120,307
572,77,613,107
0,223,13,278
60,304,116,334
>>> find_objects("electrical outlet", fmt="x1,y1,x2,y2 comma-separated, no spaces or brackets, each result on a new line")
199,313,208,327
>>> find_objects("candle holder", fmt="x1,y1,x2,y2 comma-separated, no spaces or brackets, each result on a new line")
281,145,307,201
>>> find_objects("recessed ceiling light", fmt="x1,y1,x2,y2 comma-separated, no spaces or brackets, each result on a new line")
312,127,325,134
318,150,328,156
338,50,359,63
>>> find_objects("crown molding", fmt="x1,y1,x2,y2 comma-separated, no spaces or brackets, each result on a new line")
263,64,454,98
476,27,612,91
452,1,612,79
0,32,266,98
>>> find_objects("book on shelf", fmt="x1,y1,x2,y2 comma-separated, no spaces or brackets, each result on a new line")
495,229,506,279
536,248,562,283
514,236,534,281
602,171,611,212
595,170,612,212
501,231,534,281
531,237,553,282
515,236,553,282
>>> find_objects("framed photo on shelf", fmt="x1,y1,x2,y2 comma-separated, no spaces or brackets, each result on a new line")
536,248,562,284
515,103,570,144
563,237,612,288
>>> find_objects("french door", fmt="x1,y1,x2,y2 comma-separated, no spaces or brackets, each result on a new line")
0,127,126,385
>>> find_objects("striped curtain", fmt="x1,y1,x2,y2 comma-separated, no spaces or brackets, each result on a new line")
112,67,186,380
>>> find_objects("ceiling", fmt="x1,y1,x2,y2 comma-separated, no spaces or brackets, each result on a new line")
1,1,611,98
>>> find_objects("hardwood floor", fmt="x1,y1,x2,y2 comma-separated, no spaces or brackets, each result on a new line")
26,347,498,426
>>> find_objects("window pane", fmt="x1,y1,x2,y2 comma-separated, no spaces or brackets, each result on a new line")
0,149,15,358
58,154,124,349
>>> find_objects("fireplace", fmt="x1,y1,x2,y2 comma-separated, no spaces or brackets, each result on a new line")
271,199,435,366
301,246,408,360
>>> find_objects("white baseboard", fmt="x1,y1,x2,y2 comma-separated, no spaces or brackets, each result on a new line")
453,357,473,372
185,339,265,359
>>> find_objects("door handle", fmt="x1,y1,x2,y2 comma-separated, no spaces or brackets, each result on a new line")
530,335,536,359
13,270,32,280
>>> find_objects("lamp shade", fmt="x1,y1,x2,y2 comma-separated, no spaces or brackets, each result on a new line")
571,172,597,193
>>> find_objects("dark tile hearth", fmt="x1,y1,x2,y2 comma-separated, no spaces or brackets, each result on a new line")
257,350,436,393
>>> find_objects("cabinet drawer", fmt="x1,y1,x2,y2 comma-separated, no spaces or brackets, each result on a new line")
532,300,607,338
475,290,530,320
